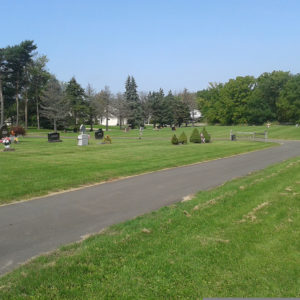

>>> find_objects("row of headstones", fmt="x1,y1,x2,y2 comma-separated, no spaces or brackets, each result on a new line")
48,125,104,146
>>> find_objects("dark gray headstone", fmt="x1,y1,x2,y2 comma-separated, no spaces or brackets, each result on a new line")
95,128,104,139
48,132,61,142
0,125,9,139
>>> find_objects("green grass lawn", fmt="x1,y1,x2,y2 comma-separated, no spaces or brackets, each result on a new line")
1,157,299,298
0,128,275,204
25,124,300,140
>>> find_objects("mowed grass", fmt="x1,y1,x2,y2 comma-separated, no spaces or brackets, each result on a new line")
25,124,300,140
1,157,299,298
0,130,274,204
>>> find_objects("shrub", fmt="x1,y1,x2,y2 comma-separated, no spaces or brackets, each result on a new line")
171,134,179,145
103,135,112,144
178,132,188,144
201,127,211,143
10,126,26,136
189,128,201,143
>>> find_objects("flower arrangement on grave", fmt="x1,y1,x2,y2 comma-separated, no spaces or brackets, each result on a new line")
103,135,112,144
2,137,11,148
201,127,211,143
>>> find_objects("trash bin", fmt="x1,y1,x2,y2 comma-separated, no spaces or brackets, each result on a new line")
231,134,236,141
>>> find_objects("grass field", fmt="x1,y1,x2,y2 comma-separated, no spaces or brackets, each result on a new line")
1,157,299,298
25,124,300,140
0,127,276,204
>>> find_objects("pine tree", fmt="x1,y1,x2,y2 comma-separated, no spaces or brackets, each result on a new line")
124,76,143,128
65,77,86,127
178,131,188,144
171,134,179,145
190,128,201,143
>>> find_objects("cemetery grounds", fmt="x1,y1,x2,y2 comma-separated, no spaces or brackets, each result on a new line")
0,125,299,298
0,125,285,205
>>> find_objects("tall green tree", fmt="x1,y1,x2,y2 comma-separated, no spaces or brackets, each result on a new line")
163,90,177,126
5,40,37,125
27,55,50,129
173,96,190,127
124,76,143,128
197,82,223,124
254,71,291,120
65,77,86,126
218,76,256,125
0,48,6,126
149,89,165,126
277,74,300,123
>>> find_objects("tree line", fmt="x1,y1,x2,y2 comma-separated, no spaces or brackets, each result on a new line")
2,40,299,131
197,71,300,125
0,40,198,131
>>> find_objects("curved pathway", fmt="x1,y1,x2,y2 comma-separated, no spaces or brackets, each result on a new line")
1,140,300,275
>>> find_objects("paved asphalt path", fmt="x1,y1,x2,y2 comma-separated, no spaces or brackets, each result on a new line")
1,140,300,276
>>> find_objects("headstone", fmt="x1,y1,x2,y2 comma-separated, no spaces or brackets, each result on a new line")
201,132,206,143
172,126,176,131
80,124,86,134
139,126,144,139
0,124,9,139
78,134,89,146
95,128,104,139
48,132,62,142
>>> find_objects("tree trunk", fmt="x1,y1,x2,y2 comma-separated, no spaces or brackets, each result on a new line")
119,116,122,130
54,118,57,133
25,92,28,129
16,81,19,126
90,117,93,131
192,110,195,127
0,77,4,126
36,97,40,130
106,111,109,131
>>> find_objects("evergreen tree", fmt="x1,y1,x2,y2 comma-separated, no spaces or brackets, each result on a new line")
190,128,201,143
178,131,188,144
124,76,143,128
65,77,86,127
173,97,190,127
171,134,179,145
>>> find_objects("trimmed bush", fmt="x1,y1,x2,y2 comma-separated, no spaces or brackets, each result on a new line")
201,127,211,143
190,128,201,143
171,134,179,145
178,132,188,144
10,126,26,136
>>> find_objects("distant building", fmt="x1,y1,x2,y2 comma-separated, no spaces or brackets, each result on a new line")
98,115,127,127
191,109,202,120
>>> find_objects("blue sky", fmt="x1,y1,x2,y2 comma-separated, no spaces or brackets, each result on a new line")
1,0,300,93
